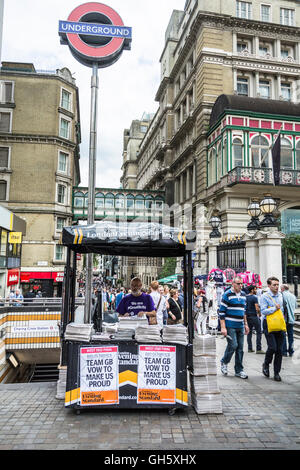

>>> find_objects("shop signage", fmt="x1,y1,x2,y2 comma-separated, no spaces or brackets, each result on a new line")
80,346,119,406
8,232,22,244
281,209,300,235
137,345,176,404
59,2,132,68
11,321,59,333
7,268,19,287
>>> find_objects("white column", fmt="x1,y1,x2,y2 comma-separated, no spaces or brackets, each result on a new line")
255,71,260,97
207,240,220,272
276,39,281,59
245,239,259,273
277,74,281,100
258,231,285,287
233,32,237,53
233,68,237,94
254,36,260,57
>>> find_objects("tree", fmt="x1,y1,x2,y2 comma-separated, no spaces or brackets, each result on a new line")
158,258,177,279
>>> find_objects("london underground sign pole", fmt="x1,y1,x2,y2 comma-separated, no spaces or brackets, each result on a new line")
59,2,132,323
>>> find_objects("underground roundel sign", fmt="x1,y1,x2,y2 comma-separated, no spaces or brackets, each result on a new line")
59,2,132,68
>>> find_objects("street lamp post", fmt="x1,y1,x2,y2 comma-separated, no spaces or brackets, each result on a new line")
247,199,261,231
209,215,222,238
259,194,277,228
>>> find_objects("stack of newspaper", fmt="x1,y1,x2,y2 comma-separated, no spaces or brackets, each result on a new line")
64,323,93,342
190,334,222,414
135,325,162,343
118,316,148,330
162,324,188,345
55,366,67,400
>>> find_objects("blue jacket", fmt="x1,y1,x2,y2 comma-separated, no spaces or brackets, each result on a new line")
282,290,297,324
260,289,283,320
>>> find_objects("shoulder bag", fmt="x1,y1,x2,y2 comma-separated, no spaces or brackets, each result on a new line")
266,295,286,333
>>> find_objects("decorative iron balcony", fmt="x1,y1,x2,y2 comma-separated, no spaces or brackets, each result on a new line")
206,167,300,197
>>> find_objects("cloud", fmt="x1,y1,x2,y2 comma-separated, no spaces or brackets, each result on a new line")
1,0,185,188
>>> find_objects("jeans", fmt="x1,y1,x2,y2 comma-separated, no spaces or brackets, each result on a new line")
221,327,245,374
246,315,262,351
282,322,294,356
263,319,285,374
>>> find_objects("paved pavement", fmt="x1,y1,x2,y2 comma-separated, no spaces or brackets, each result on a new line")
0,335,300,451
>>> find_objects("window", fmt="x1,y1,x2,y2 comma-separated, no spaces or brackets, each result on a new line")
105,193,114,209
0,147,9,168
140,126,148,133
56,217,65,231
251,135,269,168
261,4,271,22
58,151,68,173
0,180,7,200
55,245,64,261
237,42,248,53
145,196,154,209
135,195,144,210
115,194,125,209
61,89,71,111
281,83,291,101
216,143,222,181
259,80,270,99
208,147,216,186
155,198,164,210
73,191,84,208
259,45,268,56
57,184,66,204
236,1,252,19
0,229,7,256
280,8,295,26
232,138,243,168
95,193,104,209
237,77,249,96
0,112,11,132
126,195,134,209
59,118,70,139
0,81,13,103
296,141,300,170
281,138,293,169
223,138,228,175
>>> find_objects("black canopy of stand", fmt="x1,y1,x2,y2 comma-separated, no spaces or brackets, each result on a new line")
62,222,196,256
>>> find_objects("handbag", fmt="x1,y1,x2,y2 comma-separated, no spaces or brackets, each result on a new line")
266,295,286,333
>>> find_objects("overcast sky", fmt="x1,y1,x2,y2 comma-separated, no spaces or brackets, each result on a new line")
1,0,185,188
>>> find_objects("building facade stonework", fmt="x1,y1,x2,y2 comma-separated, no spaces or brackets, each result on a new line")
121,0,300,282
0,62,81,296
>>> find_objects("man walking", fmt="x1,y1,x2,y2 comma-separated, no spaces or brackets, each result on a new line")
260,277,285,382
219,276,249,379
246,285,264,354
281,284,297,357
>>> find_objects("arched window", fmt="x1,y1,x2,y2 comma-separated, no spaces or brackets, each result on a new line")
145,195,154,209
251,135,269,168
126,194,134,209
296,140,300,170
105,193,114,209
232,137,243,168
155,197,164,210
135,195,144,210
73,191,84,208
281,137,293,169
115,194,125,209
95,192,104,209
216,142,222,180
223,137,228,175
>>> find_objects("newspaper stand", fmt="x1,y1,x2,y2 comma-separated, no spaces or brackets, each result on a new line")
60,222,196,414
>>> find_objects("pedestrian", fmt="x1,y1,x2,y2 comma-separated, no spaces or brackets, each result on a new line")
12,289,23,307
260,277,286,382
246,285,264,354
161,285,169,325
281,284,297,357
167,288,183,325
150,281,167,329
219,276,249,379
115,287,125,309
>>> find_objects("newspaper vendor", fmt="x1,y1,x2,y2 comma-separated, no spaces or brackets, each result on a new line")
116,277,157,324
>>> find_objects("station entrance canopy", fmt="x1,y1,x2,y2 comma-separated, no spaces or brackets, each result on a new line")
62,222,196,257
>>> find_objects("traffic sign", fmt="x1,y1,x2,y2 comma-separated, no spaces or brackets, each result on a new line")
59,2,132,68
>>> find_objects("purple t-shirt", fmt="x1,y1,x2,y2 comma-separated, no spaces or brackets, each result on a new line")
116,293,155,317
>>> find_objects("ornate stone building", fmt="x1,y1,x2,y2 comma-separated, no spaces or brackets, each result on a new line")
121,0,300,280
0,62,81,296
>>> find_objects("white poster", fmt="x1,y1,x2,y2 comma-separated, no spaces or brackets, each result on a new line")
137,345,176,404
80,346,119,406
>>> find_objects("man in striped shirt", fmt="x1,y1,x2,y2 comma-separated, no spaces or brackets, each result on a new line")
219,276,249,379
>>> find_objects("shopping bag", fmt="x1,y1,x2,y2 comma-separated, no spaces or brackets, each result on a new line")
266,309,286,333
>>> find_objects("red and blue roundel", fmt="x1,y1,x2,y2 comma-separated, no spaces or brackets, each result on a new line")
59,2,132,68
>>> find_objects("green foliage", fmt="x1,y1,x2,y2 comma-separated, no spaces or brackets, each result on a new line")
283,234,300,254
159,258,177,279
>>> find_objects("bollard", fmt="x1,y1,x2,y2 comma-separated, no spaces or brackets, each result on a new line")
293,275,299,298
282,275,287,284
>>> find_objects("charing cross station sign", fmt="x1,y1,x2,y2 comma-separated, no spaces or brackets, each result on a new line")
58,2,132,68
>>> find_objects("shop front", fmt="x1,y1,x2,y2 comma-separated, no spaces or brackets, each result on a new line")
20,271,64,297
